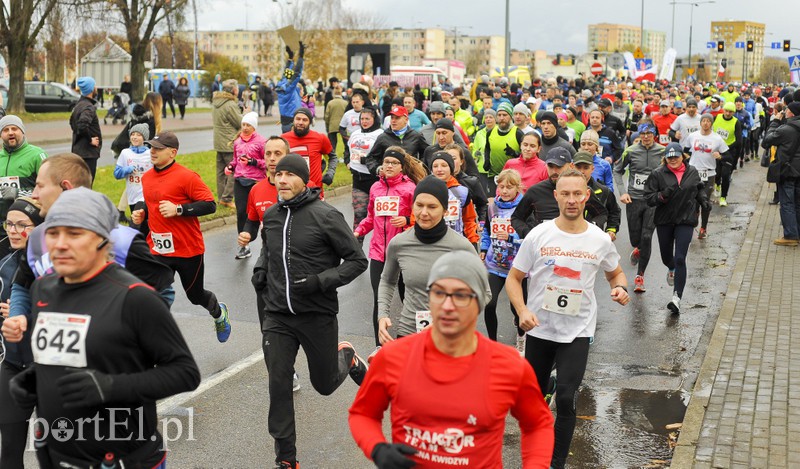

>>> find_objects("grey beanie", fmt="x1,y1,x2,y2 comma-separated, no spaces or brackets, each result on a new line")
129,123,150,141
427,251,491,311
513,102,531,118
45,187,117,240
482,108,497,119
0,115,25,134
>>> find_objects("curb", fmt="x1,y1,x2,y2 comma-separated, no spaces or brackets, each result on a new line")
34,125,216,146
671,180,770,467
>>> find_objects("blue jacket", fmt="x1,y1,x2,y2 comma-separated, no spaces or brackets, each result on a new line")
480,194,523,277
734,109,752,138
592,155,614,192
276,58,304,118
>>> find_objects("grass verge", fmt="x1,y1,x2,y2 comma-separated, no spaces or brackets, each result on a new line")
17,107,211,123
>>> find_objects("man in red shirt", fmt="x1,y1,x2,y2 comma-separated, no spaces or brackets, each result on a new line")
644,94,661,119
281,108,337,194
652,100,677,146
131,131,232,342
349,251,554,468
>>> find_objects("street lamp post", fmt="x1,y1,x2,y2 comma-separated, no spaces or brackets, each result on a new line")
504,0,510,80
670,1,715,79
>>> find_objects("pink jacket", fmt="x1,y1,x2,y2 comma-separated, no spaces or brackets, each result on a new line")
232,132,267,181
503,155,549,192
355,173,416,262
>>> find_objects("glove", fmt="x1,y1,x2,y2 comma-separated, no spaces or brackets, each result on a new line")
658,185,676,203
504,144,517,158
251,269,267,291
247,157,258,167
298,41,306,57
701,199,712,212
55,369,114,408
483,152,492,172
371,443,417,469
285,45,294,60
8,366,37,408
292,275,320,295
322,172,334,185
0,185,18,202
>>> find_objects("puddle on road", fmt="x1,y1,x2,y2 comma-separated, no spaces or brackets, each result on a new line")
567,387,687,468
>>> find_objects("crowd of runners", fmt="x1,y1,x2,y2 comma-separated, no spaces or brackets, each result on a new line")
0,46,799,468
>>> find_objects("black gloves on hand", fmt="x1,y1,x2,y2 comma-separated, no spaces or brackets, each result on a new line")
322,172,334,185
658,185,676,203
252,269,267,290
8,366,37,408
55,369,114,408
371,443,417,469
292,275,320,295
285,46,294,60
298,41,306,57
504,144,517,158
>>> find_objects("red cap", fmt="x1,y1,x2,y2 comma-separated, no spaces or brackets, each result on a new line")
389,105,409,117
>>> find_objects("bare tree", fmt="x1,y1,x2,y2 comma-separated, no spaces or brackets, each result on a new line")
0,0,62,112
758,57,789,84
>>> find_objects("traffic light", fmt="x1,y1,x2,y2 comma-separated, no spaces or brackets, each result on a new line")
717,41,725,52
721,58,728,68
594,49,599,60
747,40,754,52
784,40,791,52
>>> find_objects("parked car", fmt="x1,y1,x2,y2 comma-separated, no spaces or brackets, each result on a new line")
24,81,80,113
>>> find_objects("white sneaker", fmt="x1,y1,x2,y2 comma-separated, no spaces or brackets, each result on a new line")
516,334,526,357
292,372,301,392
667,294,681,315
235,245,251,259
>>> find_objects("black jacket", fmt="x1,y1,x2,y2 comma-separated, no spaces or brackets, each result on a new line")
762,117,800,180
511,178,559,238
585,177,621,234
69,96,102,160
644,163,708,227
422,143,480,177
364,128,429,176
255,188,367,315
456,172,488,223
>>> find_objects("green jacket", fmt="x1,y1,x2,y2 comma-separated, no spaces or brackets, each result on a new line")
212,91,242,152
0,140,47,196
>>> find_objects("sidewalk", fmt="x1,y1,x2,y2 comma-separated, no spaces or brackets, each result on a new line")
673,181,800,468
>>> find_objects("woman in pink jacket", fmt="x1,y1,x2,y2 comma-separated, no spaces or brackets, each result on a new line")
354,146,427,356
228,111,267,259
502,131,549,192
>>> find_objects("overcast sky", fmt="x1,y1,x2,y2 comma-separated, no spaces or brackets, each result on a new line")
194,0,794,59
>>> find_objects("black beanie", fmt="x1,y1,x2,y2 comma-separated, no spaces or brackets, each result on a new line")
413,175,449,209
539,111,558,127
294,107,314,122
431,151,455,175
8,196,44,226
383,148,406,165
275,153,310,184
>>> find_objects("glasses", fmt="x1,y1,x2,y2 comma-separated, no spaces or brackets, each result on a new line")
3,221,33,232
382,160,402,166
428,288,477,307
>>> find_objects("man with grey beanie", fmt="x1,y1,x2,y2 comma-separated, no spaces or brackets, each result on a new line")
8,187,200,468
350,250,555,468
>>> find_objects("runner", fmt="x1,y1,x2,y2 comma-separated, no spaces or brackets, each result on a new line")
586,109,623,164
483,102,524,193
113,123,152,231
644,143,710,314
669,98,701,150
353,147,425,354
653,100,677,146
131,132,232,342
538,111,576,161
502,131,549,191
429,151,479,244
365,105,429,169
614,122,665,293
445,143,488,228
9,188,199,468
506,168,630,469
345,105,382,244
733,98,753,167
338,89,368,151
578,130,614,191
227,112,267,259
253,154,368,469
282,108,338,194
712,102,741,206
572,150,621,239
686,114,728,239
511,147,572,238
377,175,477,343
350,250,554,469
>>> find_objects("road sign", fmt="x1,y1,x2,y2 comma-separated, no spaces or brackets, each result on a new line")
590,62,604,76
735,41,745,49
788,55,800,72
772,42,782,50
687,68,695,75
634,47,644,59
634,58,653,70
608,53,625,69
706,41,717,49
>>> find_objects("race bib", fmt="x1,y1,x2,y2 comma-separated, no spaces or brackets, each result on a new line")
541,285,583,316
490,217,514,238
302,156,310,169
128,171,141,184
631,173,648,191
698,169,709,182
151,232,175,255
659,134,670,144
445,199,460,222
350,148,365,163
32,312,91,368
375,196,399,217
0,176,20,189
716,129,729,140
415,311,431,332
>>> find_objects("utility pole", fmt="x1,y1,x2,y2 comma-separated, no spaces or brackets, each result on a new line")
504,0,510,79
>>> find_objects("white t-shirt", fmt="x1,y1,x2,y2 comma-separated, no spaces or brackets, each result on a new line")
347,128,382,174
116,148,153,204
670,113,702,149
512,220,620,343
686,130,729,179
339,109,361,137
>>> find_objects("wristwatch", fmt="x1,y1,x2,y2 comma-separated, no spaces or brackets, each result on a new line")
176,204,183,216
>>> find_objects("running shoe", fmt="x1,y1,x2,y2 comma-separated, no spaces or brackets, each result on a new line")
634,275,646,293
215,303,232,343
667,269,675,287
544,374,557,410
235,246,251,259
698,228,707,239
367,346,381,365
773,237,799,246
667,294,681,315
338,341,368,385
719,197,727,207
739,159,744,168
629,247,640,266
293,372,301,392
714,184,721,196
275,461,299,469
515,334,526,357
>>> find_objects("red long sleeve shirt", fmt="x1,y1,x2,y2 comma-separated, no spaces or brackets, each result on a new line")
349,330,554,468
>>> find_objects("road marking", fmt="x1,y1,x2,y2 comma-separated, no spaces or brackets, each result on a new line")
158,349,263,414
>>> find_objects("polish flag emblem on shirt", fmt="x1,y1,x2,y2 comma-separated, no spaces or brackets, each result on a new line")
553,264,582,280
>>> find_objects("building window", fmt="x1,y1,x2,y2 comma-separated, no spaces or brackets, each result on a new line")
234,44,239,50
243,45,249,51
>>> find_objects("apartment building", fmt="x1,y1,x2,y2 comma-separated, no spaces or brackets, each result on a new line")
708,20,766,82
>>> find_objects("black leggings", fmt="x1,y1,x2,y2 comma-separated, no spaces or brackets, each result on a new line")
369,259,405,347
656,224,694,298
178,104,186,118
625,198,656,276
159,255,221,318
700,179,714,229
526,336,591,469
485,274,526,340
715,158,735,198
0,422,27,468
234,179,255,233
